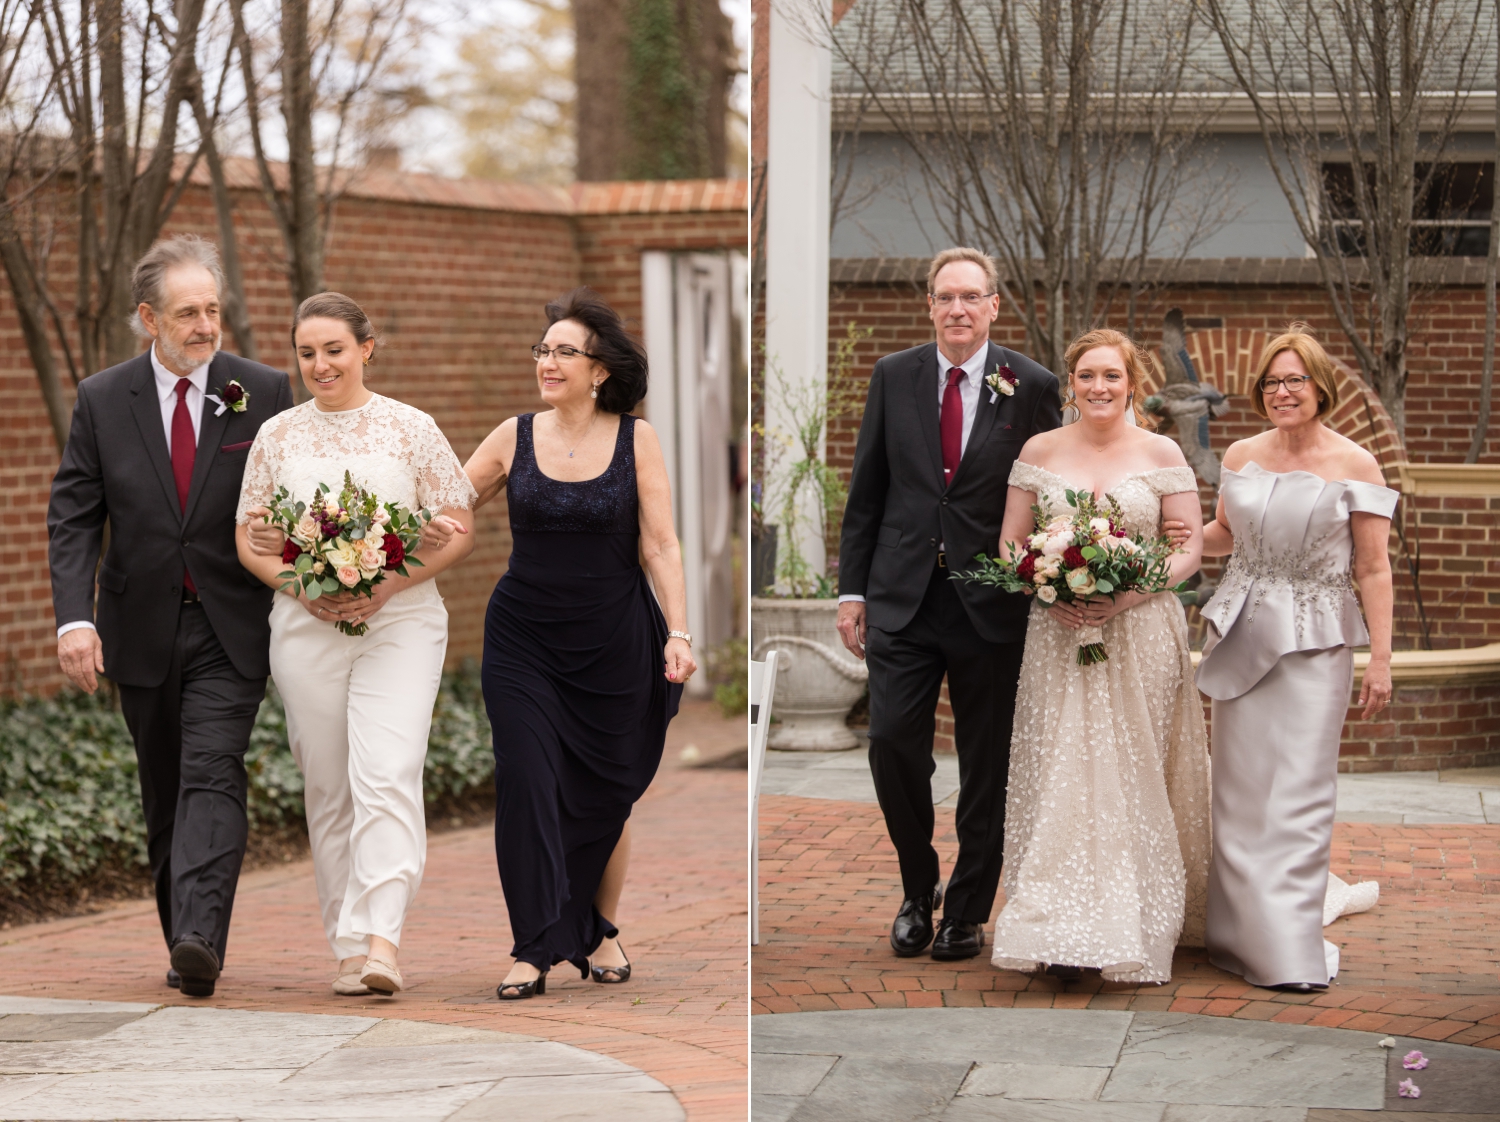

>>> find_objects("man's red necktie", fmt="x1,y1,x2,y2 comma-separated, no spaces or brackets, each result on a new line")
171,379,197,594
940,367,964,486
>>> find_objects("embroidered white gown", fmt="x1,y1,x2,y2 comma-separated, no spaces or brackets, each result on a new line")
991,462,1212,984
237,394,476,959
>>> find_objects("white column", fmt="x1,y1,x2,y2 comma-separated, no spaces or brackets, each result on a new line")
764,0,832,591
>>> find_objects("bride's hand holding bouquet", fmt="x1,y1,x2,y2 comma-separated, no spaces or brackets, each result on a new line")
960,487,1177,665
261,471,429,635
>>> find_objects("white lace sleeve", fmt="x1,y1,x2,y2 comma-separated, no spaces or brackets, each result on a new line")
413,414,478,512
235,427,280,524
1008,460,1057,495
1141,466,1200,496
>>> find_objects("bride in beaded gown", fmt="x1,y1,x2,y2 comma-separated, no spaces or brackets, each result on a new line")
987,330,1212,985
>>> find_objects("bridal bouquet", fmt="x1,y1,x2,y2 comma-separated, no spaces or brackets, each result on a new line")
264,471,428,636
959,488,1177,665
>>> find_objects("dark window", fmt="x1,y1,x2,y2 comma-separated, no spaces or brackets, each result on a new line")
1320,162,1493,256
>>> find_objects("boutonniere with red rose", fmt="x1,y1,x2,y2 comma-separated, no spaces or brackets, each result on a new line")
207,379,249,416
984,364,1017,403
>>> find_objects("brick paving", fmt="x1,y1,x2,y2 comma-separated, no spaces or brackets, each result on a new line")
752,794,1500,1050
0,702,748,1122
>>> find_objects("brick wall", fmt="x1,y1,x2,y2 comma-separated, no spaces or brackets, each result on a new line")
0,173,746,697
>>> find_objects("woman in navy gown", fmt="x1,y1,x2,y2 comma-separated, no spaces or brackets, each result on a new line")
435,288,692,999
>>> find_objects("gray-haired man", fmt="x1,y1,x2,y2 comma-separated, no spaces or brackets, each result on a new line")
47,235,293,995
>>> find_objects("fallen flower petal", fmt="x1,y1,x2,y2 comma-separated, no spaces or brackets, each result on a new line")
1398,1079,1421,1099
1403,1050,1429,1070
1378,1037,1396,1049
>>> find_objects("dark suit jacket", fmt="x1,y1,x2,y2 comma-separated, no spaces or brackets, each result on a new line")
48,350,295,687
838,340,1064,644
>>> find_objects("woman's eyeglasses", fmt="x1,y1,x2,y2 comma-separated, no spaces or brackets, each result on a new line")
532,344,598,361
1258,374,1314,394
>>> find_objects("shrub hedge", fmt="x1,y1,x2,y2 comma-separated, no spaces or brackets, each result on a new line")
0,662,495,897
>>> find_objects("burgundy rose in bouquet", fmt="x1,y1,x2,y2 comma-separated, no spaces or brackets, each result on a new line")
261,471,429,635
958,488,1178,665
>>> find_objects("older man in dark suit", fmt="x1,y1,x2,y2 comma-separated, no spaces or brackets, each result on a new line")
48,235,293,996
836,247,1063,960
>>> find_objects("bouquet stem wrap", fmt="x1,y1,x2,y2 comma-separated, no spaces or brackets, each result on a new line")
1076,624,1108,666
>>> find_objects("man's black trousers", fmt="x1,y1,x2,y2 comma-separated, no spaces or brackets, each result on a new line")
866,563,1025,925
117,603,266,965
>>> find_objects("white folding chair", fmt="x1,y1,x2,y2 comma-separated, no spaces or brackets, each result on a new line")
749,649,780,946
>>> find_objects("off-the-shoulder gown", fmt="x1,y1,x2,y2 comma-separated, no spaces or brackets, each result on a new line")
1197,462,1399,987
991,462,1212,985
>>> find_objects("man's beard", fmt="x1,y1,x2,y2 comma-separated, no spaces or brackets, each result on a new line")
157,330,220,371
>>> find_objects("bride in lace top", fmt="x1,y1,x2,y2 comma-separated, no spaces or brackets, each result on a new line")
988,329,1211,984
235,293,476,999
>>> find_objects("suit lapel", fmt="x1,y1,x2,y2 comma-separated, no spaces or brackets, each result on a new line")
949,343,1009,490
127,354,182,521
912,344,945,486
183,354,234,525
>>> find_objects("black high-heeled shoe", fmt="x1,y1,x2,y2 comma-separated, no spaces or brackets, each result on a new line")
497,968,548,1000
590,941,631,984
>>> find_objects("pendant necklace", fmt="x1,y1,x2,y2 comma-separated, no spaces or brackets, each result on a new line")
560,411,598,458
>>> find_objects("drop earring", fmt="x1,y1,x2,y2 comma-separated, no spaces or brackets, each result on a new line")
590,382,600,400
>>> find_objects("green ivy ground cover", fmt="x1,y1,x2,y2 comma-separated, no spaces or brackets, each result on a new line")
0,663,496,900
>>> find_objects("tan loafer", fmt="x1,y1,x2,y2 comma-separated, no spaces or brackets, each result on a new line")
332,970,370,996
360,956,402,995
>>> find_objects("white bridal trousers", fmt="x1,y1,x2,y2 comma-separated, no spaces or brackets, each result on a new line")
269,585,448,960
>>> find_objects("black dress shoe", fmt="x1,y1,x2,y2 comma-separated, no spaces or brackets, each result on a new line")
889,884,943,957
1269,981,1326,994
930,918,984,961
169,935,220,998
166,969,181,989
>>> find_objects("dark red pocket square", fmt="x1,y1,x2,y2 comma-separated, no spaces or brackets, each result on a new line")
221,440,254,453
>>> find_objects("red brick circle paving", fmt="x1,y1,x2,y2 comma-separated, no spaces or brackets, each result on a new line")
753,794,1500,1050
0,708,748,1122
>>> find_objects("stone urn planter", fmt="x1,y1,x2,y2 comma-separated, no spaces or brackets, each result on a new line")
751,597,869,750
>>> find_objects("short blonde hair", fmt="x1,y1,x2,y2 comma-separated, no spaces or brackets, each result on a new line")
1250,324,1339,420
1064,328,1155,429
926,247,999,296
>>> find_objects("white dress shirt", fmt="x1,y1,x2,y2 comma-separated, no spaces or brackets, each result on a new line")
840,344,992,605
58,345,211,639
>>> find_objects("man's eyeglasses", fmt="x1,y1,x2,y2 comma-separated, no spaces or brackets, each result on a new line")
1258,374,1314,394
929,292,996,308
532,344,598,361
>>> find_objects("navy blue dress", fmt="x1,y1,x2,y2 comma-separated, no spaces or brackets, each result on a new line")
482,412,681,973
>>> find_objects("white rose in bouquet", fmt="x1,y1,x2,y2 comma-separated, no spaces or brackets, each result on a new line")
371,507,390,526
1036,585,1058,603
295,514,321,542
1089,517,1112,539
1027,532,1048,551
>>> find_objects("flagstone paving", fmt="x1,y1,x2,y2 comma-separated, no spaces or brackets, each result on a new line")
0,997,685,1120
0,701,747,1122
752,1008,1500,1119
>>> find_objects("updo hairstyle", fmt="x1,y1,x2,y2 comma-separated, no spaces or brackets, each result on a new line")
1063,327,1156,429
543,287,648,414
291,292,378,358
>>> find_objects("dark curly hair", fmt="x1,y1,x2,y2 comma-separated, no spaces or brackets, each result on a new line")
542,287,648,414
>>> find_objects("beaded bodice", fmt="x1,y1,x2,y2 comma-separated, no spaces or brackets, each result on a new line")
1009,461,1198,538
1197,461,1399,700
507,413,639,535
235,394,476,523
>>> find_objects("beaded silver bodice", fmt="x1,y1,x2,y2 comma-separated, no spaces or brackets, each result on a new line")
1197,462,1398,701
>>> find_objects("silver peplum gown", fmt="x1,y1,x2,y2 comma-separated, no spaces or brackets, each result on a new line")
1196,462,1398,987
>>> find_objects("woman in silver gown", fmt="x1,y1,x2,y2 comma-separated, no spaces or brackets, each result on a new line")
1196,326,1395,992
